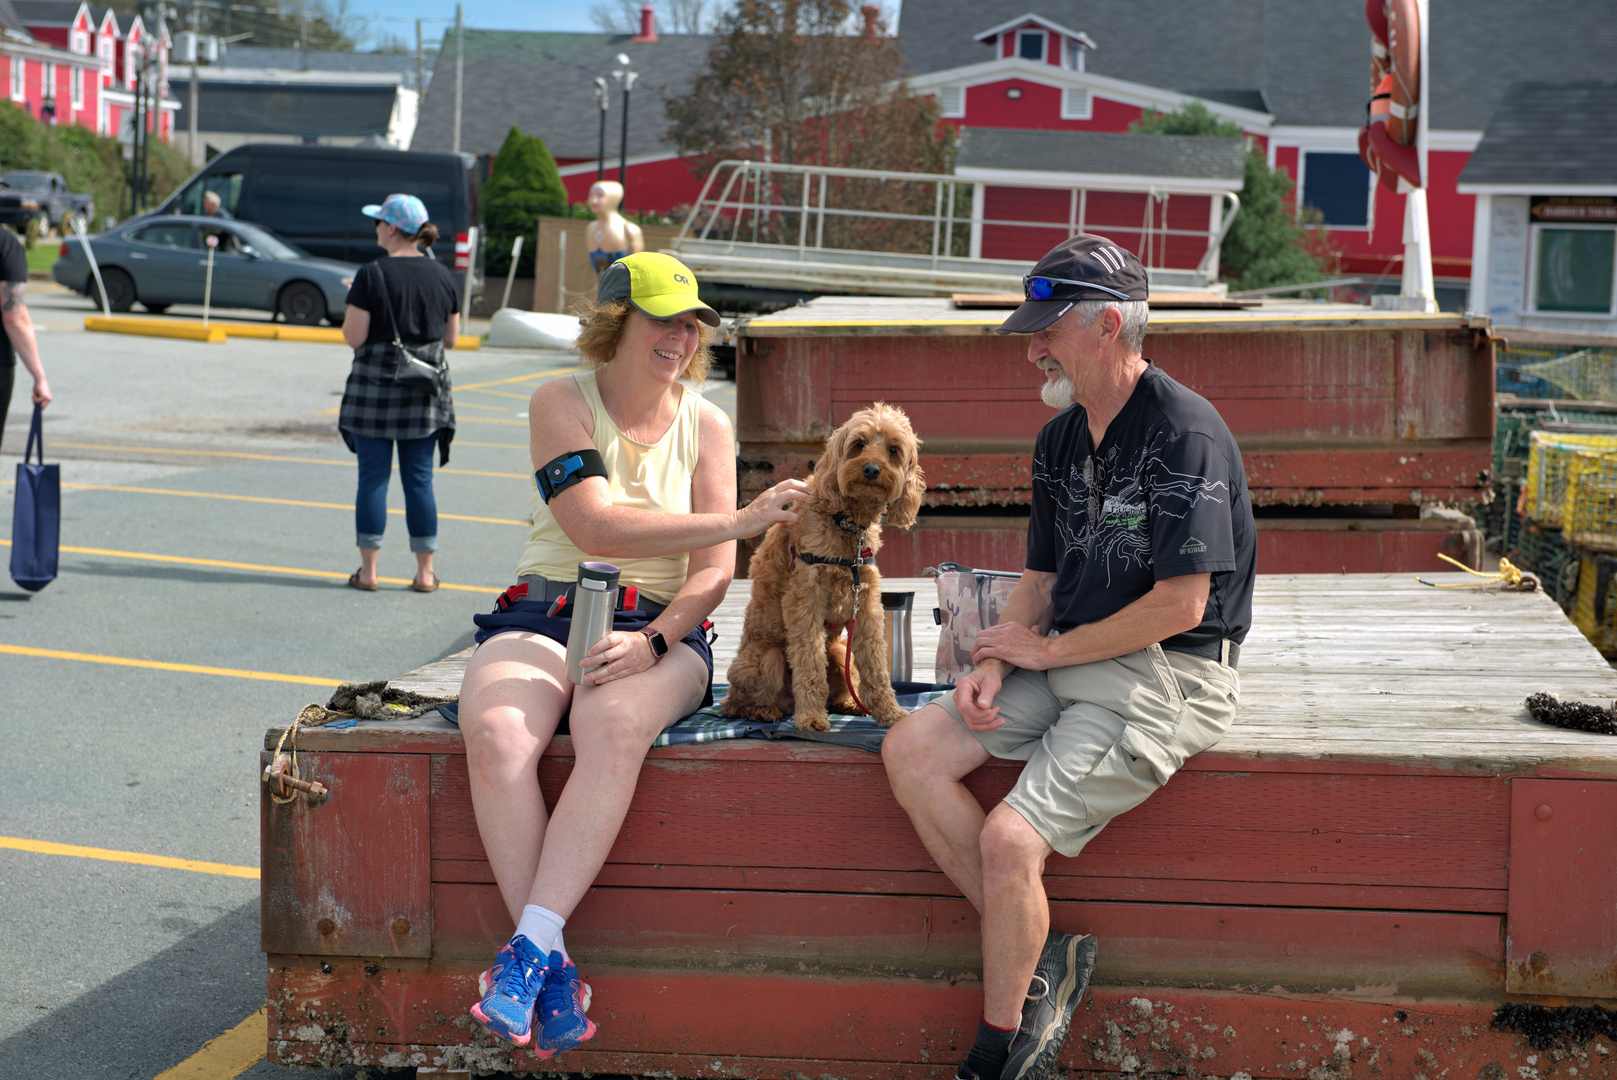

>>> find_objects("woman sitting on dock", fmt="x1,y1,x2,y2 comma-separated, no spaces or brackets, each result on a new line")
456,252,807,1057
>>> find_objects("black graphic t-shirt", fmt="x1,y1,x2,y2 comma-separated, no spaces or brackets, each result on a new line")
0,226,26,368
1026,362,1256,647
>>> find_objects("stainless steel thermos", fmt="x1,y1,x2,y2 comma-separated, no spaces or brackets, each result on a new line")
564,561,621,685
882,591,914,684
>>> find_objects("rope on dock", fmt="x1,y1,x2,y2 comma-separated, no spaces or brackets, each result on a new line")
1416,554,1538,590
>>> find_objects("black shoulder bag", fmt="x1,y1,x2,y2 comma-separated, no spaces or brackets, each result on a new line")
370,260,445,395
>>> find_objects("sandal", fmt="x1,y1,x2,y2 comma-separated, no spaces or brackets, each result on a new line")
412,576,439,593
347,571,379,592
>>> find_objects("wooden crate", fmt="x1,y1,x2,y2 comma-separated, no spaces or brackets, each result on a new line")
262,575,1617,1077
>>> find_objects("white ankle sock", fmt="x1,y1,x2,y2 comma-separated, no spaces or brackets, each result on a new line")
553,930,570,964
514,904,565,957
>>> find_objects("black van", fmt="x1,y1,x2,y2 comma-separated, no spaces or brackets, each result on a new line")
154,143,484,298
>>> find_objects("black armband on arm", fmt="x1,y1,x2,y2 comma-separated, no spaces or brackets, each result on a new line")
536,448,608,503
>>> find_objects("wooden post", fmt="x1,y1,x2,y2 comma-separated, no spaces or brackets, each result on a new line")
556,230,568,313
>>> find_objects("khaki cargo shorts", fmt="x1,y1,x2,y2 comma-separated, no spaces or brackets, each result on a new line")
936,643,1240,857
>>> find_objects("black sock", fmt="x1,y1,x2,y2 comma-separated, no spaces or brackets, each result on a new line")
963,1017,1015,1080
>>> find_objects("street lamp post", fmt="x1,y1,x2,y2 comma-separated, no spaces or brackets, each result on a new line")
611,53,637,196
593,76,609,182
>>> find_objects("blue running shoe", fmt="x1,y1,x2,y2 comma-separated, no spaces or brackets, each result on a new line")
534,951,597,1059
469,934,549,1045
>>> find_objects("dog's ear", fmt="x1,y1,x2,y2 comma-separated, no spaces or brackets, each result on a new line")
887,462,926,529
812,423,851,506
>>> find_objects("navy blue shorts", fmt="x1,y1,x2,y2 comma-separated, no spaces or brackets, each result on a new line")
472,598,715,709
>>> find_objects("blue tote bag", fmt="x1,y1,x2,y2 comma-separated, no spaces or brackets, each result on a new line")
10,402,59,592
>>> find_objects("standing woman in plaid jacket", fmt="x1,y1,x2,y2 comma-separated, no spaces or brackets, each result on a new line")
338,193,460,593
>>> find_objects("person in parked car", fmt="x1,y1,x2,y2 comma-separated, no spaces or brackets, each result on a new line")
201,191,233,219
337,193,458,593
0,220,50,454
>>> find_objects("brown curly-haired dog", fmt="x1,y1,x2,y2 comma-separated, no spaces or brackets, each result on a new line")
721,402,925,731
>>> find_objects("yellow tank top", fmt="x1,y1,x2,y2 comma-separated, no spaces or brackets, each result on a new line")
516,370,702,605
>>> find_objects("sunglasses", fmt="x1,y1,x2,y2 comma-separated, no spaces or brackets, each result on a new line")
1023,275,1132,302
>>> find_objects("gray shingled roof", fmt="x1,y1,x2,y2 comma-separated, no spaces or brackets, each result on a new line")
1459,82,1617,189
413,29,715,160
10,0,77,26
958,128,1245,182
897,0,1617,130
168,76,398,138
221,46,434,91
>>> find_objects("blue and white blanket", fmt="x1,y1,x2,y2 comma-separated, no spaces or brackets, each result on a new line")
436,683,953,755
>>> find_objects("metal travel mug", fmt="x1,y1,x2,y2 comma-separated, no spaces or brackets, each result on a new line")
882,591,915,684
564,561,621,685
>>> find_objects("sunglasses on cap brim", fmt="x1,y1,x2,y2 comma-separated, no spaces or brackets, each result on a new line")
1023,274,1132,302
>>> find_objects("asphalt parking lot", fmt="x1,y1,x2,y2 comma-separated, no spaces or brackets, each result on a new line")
0,282,735,1079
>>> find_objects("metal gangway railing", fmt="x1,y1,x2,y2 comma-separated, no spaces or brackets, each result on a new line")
671,159,1240,296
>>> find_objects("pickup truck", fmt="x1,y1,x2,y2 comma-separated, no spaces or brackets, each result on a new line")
0,171,94,234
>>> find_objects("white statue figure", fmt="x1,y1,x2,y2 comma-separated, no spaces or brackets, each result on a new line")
586,181,645,276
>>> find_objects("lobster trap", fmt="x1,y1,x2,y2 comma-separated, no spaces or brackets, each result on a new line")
1514,524,1581,611
1572,551,1617,656
1563,449,1617,551
1522,432,1617,525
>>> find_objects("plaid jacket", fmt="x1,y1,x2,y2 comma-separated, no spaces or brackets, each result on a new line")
337,341,457,447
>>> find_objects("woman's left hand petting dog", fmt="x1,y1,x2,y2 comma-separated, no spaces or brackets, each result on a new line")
721,402,926,731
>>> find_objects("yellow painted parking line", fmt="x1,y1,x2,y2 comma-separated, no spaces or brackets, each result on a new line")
462,387,535,400
0,835,260,879
54,441,351,467
451,400,515,412
454,440,529,450
0,479,528,525
457,416,529,427
0,643,344,686
154,1008,267,1080
49,442,527,477
456,366,584,391
0,538,504,593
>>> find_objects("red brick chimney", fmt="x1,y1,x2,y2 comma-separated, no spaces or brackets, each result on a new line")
633,4,658,41
861,4,880,39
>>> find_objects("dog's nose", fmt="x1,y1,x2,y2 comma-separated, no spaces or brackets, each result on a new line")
863,463,881,481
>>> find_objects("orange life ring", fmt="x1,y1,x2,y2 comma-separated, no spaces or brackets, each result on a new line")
1367,122,1421,191
1384,0,1420,145
1366,0,1390,90
1369,74,1393,127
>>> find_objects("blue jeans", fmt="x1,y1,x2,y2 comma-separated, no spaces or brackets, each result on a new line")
354,434,438,552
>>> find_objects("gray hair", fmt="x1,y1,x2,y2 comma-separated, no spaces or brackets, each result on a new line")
1072,299,1149,353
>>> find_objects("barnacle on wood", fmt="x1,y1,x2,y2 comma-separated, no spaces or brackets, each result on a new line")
1523,692,1617,735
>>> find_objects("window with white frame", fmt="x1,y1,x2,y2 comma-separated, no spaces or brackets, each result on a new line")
1531,224,1617,315
72,29,89,54
100,37,113,77
1061,86,1091,119
10,57,24,102
938,85,964,118
71,65,82,107
1299,150,1372,228
1017,30,1046,61
46,63,56,101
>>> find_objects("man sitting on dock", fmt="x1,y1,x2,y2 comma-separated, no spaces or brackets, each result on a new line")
883,235,1256,1080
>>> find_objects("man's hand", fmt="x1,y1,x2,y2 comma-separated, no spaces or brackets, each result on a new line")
972,620,1054,670
953,662,1007,731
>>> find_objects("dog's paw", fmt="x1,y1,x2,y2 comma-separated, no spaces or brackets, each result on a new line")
795,713,832,732
873,704,907,728
721,701,782,723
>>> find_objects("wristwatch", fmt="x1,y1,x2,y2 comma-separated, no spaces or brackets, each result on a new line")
640,628,668,660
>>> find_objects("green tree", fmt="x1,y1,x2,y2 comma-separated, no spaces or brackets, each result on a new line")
482,126,567,277
1130,102,1333,293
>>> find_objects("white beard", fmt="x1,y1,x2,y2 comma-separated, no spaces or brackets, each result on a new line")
1041,373,1075,408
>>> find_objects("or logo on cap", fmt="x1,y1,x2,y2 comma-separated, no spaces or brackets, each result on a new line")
673,273,690,285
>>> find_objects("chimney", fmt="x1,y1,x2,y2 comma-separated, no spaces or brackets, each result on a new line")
860,4,880,40
633,4,658,42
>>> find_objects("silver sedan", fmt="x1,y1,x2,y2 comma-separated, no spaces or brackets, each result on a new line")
52,215,356,324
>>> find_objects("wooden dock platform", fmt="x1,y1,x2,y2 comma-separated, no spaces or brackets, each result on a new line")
261,574,1617,1078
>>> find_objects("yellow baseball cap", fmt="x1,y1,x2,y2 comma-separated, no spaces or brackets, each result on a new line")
598,252,720,327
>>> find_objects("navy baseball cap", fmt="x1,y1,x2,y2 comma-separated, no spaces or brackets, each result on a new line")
997,234,1150,335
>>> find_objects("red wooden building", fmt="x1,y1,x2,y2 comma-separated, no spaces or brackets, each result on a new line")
6,1,175,143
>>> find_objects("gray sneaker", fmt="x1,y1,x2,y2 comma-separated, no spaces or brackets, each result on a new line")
1001,932,1098,1080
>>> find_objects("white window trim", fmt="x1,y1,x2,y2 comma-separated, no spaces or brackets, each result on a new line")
1016,30,1046,62
937,85,965,119
1060,86,1091,120
1527,221,1617,318
10,57,24,102
70,65,83,107
1297,148,1374,232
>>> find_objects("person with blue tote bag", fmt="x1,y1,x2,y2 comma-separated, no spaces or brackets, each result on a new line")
11,402,58,591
